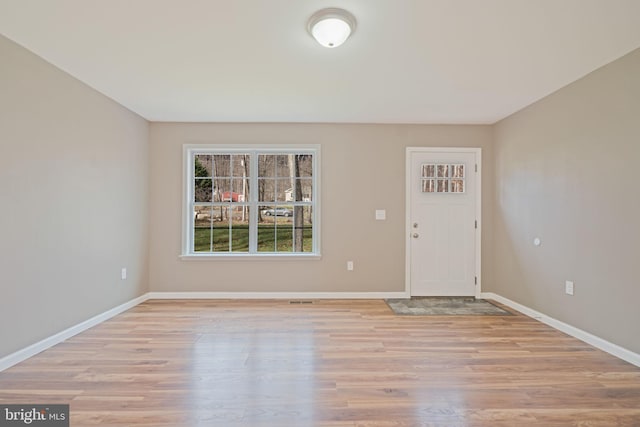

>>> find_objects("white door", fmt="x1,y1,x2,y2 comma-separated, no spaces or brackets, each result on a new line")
407,148,480,296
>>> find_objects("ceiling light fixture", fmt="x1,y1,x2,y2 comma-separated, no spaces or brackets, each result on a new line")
308,8,356,48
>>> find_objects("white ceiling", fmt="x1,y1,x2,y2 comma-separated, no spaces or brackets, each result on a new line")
1,0,640,124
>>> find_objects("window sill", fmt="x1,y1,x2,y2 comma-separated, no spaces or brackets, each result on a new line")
179,253,322,261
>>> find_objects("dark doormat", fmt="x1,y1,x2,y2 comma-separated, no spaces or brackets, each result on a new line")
385,297,513,316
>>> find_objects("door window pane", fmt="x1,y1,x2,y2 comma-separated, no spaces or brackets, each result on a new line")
422,164,435,178
422,179,435,193
451,179,465,193
437,179,449,193
452,164,464,178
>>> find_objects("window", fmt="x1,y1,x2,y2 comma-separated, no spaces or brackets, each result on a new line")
421,163,465,193
183,145,320,257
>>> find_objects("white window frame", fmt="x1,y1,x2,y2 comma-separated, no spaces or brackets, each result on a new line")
181,144,321,259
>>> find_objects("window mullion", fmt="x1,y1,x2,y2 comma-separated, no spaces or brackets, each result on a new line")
249,151,259,253
188,151,195,254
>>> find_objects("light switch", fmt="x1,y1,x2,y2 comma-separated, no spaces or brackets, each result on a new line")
565,281,574,295
375,210,386,220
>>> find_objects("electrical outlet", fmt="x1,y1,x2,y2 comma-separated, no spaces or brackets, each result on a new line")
121,268,127,280
347,261,354,271
565,280,574,295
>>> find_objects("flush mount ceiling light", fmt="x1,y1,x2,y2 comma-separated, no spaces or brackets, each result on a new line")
308,8,356,48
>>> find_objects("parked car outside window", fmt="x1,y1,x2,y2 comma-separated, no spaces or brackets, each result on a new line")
262,208,293,217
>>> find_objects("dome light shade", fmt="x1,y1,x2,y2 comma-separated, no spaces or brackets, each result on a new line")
308,8,356,48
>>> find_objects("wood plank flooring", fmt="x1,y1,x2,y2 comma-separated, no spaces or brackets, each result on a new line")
0,299,639,426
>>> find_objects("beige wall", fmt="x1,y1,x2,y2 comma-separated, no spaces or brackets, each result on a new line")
492,48,640,353
0,36,149,358
149,123,493,293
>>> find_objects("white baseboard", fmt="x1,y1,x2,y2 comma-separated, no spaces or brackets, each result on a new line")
480,292,640,368
0,293,150,372
147,291,409,300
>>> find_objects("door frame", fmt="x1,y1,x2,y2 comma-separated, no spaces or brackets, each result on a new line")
405,147,482,297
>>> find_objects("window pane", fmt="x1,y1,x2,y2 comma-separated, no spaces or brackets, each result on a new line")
452,164,465,178
295,179,313,201
194,155,213,202
230,207,249,252
422,179,435,193
193,206,212,252
258,207,276,252
437,179,449,192
276,178,290,202
195,155,212,177
276,225,294,253
437,164,449,178
422,164,435,178
194,177,212,202
231,178,248,202
292,206,313,252
275,155,291,177
451,179,465,193
258,155,275,178
296,154,313,177
212,155,231,178
258,178,275,202
214,178,231,201
232,155,250,177
212,215,230,252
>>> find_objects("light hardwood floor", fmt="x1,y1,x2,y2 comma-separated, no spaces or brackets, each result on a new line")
0,299,639,426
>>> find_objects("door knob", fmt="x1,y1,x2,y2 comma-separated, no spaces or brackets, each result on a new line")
412,233,419,238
